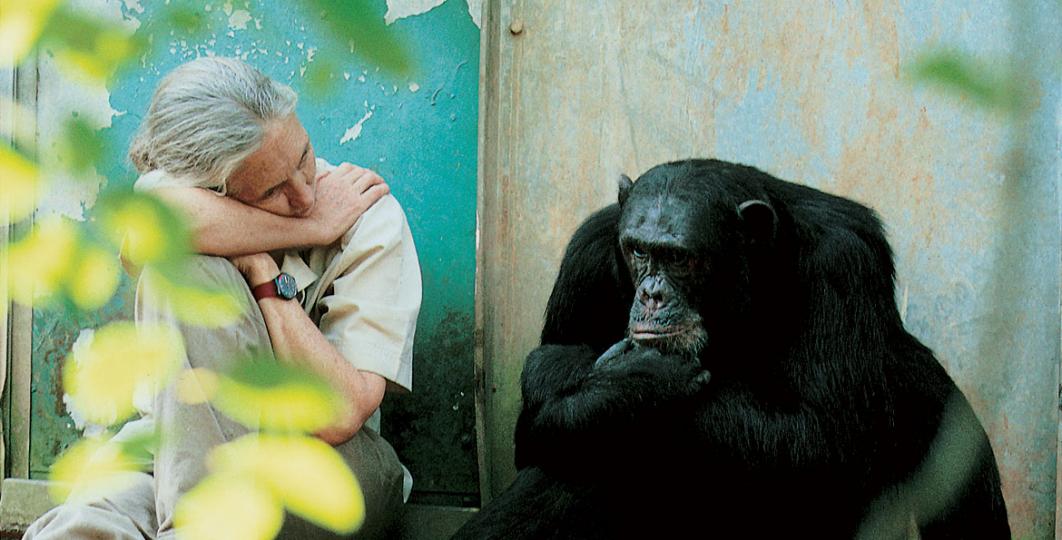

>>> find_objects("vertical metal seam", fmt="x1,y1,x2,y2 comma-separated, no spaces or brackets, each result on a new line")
6,53,37,480
0,17,11,477
472,0,498,507
478,0,526,502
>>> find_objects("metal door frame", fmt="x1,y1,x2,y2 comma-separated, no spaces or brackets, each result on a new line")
0,52,35,484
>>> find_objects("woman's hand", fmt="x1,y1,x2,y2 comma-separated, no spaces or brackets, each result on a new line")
306,163,390,246
229,252,280,287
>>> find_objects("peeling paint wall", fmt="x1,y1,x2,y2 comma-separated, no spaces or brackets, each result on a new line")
28,0,481,505
28,0,143,480
35,0,139,219
479,1,1060,536
386,0,482,28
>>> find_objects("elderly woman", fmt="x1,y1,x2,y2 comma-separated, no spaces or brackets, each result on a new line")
25,57,421,539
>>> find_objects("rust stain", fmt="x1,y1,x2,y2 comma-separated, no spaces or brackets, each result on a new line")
861,0,902,79
52,354,66,416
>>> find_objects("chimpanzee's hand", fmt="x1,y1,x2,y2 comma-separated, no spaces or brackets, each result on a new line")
647,351,711,395
593,338,635,369
688,369,712,392
593,339,710,395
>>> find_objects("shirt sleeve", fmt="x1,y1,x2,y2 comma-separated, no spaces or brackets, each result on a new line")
317,195,422,393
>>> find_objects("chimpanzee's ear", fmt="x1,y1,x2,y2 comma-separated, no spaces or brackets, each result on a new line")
738,199,776,247
618,174,633,206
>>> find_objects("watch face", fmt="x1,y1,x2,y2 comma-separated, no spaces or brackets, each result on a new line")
275,273,298,300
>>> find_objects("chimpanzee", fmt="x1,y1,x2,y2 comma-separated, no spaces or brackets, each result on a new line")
454,159,1010,539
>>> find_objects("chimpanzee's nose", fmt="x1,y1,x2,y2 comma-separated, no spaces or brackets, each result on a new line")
639,276,667,311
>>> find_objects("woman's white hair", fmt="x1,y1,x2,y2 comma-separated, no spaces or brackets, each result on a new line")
128,57,298,191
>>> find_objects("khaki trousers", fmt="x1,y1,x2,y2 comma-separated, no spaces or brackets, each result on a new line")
24,256,406,539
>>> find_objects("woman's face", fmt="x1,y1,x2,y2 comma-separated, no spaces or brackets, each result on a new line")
226,114,318,217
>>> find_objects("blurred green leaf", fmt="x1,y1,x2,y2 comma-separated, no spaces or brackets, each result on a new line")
210,434,365,534
0,0,63,66
117,427,162,467
303,0,413,76
162,3,210,36
95,190,193,268
175,473,284,540
60,116,107,175
67,243,121,310
304,56,342,97
176,367,220,405
907,50,1027,113
142,267,247,328
49,435,148,504
0,96,39,150
3,215,124,311
63,321,185,426
0,142,40,222
39,5,147,83
6,217,80,306
857,394,987,538
212,357,350,433
94,190,249,327
128,1,209,65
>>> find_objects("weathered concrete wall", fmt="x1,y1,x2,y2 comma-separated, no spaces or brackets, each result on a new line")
478,1,1060,536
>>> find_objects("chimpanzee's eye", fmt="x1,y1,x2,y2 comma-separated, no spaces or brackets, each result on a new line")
631,248,647,260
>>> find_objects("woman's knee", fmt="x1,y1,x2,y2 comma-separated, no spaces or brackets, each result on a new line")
140,255,273,369
23,473,156,539
332,428,405,538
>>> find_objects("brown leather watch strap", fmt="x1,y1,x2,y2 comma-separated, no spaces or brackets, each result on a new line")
252,279,279,301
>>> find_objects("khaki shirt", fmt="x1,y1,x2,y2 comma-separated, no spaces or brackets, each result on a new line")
278,159,421,392
136,158,422,393
124,160,422,459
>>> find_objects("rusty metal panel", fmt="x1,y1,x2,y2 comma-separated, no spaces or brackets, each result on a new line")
479,1,1060,537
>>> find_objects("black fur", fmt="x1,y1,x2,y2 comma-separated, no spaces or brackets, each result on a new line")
455,159,1009,539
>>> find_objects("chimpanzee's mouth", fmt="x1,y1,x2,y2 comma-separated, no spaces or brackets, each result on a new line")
629,321,708,357
630,323,693,342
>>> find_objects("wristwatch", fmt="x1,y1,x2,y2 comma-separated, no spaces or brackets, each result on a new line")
252,272,298,301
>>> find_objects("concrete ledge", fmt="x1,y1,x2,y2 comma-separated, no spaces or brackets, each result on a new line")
0,479,55,537
0,478,475,539
397,504,477,540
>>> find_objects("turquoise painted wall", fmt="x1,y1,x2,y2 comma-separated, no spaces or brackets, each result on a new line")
29,0,481,504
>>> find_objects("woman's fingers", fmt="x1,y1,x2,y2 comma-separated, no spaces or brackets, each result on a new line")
360,183,391,206
352,169,386,194
318,163,389,212
304,165,393,245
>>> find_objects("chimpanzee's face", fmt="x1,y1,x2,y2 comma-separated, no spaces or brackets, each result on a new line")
618,181,714,358
617,163,764,361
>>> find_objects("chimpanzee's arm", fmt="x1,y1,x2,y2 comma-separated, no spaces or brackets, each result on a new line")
512,343,600,470
539,204,632,355
514,204,636,469
516,341,709,474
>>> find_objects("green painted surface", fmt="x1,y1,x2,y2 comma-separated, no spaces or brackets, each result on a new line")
29,0,480,503
29,280,136,479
